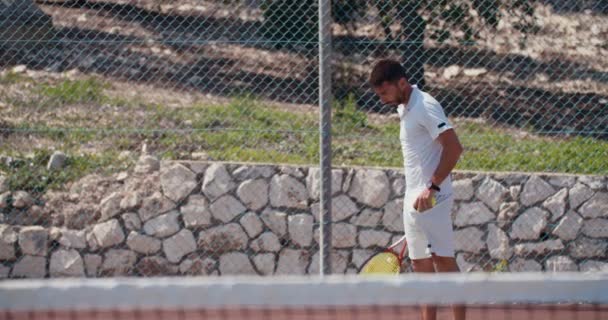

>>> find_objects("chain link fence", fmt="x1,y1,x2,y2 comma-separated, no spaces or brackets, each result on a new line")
0,0,607,278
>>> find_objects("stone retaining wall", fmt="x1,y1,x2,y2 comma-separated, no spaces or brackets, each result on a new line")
1,159,607,278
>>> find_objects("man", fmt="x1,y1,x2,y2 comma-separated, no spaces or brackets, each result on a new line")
369,59,465,320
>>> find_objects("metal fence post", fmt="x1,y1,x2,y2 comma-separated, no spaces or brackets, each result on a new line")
318,0,332,276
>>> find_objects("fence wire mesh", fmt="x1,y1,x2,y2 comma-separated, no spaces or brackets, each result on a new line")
0,0,607,278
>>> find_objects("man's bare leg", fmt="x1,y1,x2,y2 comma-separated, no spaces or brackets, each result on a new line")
411,258,436,320
433,255,466,320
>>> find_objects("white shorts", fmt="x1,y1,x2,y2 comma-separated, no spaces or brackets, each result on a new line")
402,196,455,260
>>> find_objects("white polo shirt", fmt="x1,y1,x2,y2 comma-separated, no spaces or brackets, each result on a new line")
398,85,454,207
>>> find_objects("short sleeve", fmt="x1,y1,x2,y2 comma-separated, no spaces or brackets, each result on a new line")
418,101,453,140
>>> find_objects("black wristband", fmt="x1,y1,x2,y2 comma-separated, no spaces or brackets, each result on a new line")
429,183,441,192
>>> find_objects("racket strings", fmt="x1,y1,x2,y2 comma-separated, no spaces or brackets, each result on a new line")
360,252,402,274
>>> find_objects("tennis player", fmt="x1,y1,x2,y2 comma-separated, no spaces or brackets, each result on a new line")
369,59,465,320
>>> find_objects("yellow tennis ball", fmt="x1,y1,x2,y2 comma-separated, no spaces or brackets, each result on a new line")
417,196,437,212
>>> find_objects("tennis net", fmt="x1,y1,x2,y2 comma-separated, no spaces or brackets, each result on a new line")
1,272,607,320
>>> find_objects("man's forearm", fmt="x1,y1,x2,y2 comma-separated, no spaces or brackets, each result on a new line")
431,145,462,186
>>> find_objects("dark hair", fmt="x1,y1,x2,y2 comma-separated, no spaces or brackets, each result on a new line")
369,59,408,87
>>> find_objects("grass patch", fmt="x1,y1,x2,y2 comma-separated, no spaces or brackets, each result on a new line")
456,121,608,173
0,149,131,195
334,93,369,129
0,71,31,85
1,90,606,195
149,97,321,163
37,77,109,105
332,120,608,174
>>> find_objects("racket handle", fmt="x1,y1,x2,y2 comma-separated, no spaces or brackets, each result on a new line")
398,237,408,260
388,235,407,250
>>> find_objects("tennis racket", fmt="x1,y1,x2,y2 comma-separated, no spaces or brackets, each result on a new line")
359,235,408,275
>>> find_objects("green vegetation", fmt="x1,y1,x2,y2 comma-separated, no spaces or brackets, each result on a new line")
1,77,605,195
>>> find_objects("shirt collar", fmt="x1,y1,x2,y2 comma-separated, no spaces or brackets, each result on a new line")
397,85,418,119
